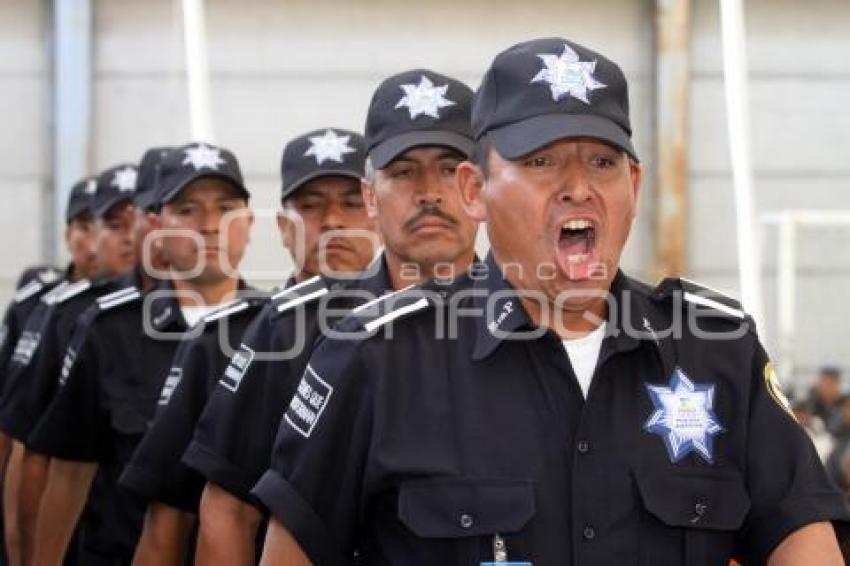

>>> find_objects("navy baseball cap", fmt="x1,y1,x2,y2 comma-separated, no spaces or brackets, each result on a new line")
473,37,637,161
135,146,173,210
92,164,138,218
280,128,366,202
365,69,474,169
65,176,97,222
155,142,249,205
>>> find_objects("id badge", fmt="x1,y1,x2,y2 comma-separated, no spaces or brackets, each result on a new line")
481,534,533,565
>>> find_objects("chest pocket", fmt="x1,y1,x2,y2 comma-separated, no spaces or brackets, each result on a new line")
397,477,535,565
635,465,750,566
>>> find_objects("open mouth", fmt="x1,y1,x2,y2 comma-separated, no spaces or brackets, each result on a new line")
556,218,599,279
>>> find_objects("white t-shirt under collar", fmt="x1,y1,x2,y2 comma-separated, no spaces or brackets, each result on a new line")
562,324,607,399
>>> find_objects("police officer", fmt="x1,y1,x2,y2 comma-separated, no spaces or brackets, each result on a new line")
0,162,142,565
0,175,98,565
27,142,254,565
120,129,377,565
254,38,850,565
187,70,479,566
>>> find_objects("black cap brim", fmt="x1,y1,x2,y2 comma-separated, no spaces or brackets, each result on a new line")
488,113,638,162
369,130,473,170
281,169,363,202
161,172,250,205
134,190,159,211
65,202,91,223
94,196,135,218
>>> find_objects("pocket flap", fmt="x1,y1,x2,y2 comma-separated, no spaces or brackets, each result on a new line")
398,477,535,538
635,466,751,531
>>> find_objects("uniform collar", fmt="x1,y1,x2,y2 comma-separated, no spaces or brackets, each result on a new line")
148,279,187,332
471,254,677,376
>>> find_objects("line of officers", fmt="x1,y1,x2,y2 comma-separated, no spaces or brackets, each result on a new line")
0,37,848,566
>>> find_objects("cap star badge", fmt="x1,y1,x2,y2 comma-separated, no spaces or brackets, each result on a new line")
644,369,724,463
303,129,356,165
84,179,97,195
395,75,455,119
182,144,225,171
111,166,138,193
531,43,606,104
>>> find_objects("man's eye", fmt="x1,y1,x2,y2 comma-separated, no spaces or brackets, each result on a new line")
344,197,365,208
390,168,413,178
590,155,615,169
440,163,459,176
524,156,552,168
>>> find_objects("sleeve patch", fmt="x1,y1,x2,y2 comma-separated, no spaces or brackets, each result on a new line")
283,365,333,438
58,347,77,387
158,367,183,405
219,344,255,392
11,331,40,366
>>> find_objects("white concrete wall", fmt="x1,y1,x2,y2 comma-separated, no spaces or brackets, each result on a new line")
0,0,848,386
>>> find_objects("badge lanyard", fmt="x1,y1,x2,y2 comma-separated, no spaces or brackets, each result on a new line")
480,534,532,566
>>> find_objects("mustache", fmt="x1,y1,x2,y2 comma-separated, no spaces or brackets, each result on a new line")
403,204,459,231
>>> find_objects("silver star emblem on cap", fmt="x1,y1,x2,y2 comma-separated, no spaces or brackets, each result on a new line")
303,130,356,165
395,75,455,119
111,167,137,193
84,179,97,195
531,43,606,104
182,144,225,171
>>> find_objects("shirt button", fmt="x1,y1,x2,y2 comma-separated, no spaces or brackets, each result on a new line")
460,513,474,529
582,525,596,540
577,440,590,454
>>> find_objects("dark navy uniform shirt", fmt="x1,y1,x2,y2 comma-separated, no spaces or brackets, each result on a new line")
252,254,849,566
119,290,268,512
27,278,189,561
183,261,393,507
0,274,127,441
0,266,65,395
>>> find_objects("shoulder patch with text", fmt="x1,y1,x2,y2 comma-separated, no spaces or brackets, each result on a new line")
219,344,255,392
284,365,333,438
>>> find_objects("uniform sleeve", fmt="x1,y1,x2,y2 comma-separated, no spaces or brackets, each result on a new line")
119,334,210,512
26,320,108,461
736,338,850,563
0,301,19,389
182,310,280,501
251,334,374,566
0,308,63,440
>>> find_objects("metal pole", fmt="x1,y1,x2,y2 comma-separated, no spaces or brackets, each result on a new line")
52,0,93,263
180,0,215,142
719,0,763,326
653,0,691,280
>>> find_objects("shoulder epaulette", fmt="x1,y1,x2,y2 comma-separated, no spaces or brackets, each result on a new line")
272,276,329,314
96,286,142,311
37,280,71,305
201,293,267,325
53,279,93,304
350,285,431,332
652,277,747,320
38,268,61,285
14,279,46,303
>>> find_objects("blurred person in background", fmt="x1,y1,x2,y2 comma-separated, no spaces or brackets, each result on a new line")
808,366,844,433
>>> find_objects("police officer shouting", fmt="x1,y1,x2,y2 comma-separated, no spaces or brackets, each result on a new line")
27,143,254,566
188,70,478,566
254,38,849,565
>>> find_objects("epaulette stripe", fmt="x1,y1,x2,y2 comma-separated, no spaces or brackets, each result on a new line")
364,297,429,332
203,301,249,323
55,279,92,303
276,287,328,313
683,291,745,320
680,277,730,300
351,284,414,314
41,281,71,304
271,275,322,300
96,286,139,305
38,270,60,284
14,280,43,303
98,290,141,310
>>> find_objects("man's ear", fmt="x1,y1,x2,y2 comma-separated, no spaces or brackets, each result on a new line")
361,178,379,220
457,161,487,222
628,159,643,220
276,209,296,252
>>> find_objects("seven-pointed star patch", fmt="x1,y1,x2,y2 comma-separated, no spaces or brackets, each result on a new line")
395,75,455,119
182,144,225,171
531,43,606,104
111,167,137,192
304,130,356,165
644,368,724,463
